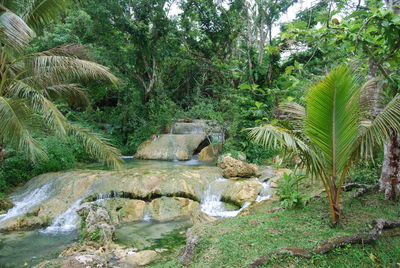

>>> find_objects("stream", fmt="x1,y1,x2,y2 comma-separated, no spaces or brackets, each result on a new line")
0,158,273,266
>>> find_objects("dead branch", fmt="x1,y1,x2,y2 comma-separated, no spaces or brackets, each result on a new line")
249,218,400,267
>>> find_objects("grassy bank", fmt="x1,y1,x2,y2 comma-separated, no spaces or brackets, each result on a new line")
150,189,400,267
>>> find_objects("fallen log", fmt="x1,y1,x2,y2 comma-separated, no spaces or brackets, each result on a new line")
249,218,400,267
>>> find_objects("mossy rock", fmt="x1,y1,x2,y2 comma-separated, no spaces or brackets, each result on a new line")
0,197,14,213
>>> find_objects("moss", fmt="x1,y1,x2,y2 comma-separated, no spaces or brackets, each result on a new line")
0,197,13,212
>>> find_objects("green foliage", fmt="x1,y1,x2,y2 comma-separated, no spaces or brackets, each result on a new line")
126,96,177,153
248,65,400,223
0,154,35,192
34,137,76,173
348,159,382,185
277,172,308,208
88,229,101,242
0,137,78,193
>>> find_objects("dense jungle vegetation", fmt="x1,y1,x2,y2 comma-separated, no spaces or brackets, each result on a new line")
0,0,400,267
0,0,399,204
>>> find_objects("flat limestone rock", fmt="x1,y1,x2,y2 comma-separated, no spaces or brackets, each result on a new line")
135,134,207,161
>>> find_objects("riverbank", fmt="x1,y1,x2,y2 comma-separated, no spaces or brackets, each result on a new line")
149,189,400,267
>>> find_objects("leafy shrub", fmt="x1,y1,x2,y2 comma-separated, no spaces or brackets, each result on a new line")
348,161,382,185
0,153,35,192
34,137,76,174
183,99,219,120
277,172,308,208
0,137,77,193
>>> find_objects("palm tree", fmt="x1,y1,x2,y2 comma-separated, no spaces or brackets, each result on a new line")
247,66,400,224
0,0,123,169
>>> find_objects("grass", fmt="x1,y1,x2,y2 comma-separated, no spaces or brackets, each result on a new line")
149,187,400,268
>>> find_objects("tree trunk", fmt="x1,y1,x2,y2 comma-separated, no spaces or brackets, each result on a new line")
379,133,400,200
379,0,400,200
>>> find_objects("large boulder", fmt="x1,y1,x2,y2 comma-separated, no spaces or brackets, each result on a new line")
198,144,222,162
99,199,146,225
150,197,200,221
218,156,261,179
135,134,207,161
222,180,263,206
118,250,158,267
1,213,50,231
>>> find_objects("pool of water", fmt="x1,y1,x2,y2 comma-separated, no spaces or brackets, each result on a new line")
115,220,191,250
81,157,215,170
0,220,191,267
0,230,78,267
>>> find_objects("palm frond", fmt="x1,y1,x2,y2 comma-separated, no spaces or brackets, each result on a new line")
19,75,90,107
8,80,69,135
22,0,81,32
278,102,306,121
28,55,120,85
0,11,34,52
46,84,89,107
40,44,91,60
359,77,385,117
247,124,324,178
66,123,123,170
358,94,400,158
277,102,305,130
0,96,45,160
304,65,360,179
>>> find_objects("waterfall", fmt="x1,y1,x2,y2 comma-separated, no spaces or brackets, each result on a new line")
41,198,84,234
143,208,152,222
255,179,272,202
200,178,239,217
201,177,273,218
0,183,52,223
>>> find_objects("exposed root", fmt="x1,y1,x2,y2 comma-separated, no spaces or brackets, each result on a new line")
311,184,378,201
249,218,400,267
179,229,199,264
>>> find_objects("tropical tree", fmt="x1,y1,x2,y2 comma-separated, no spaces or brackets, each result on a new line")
0,0,123,168
247,66,400,224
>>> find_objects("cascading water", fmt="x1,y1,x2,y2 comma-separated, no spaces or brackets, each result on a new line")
256,179,272,202
41,197,85,234
200,178,230,217
0,183,52,223
143,208,152,222
201,177,273,218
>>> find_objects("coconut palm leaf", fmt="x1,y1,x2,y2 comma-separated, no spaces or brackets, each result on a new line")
358,94,400,158
278,102,305,130
247,124,324,179
304,66,361,180
19,74,90,106
278,102,306,121
67,123,123,170
29,55,120,85
8,80,69,135
22,0,81,32
0,11,34,52
359,77,385,117
0,96,45,160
